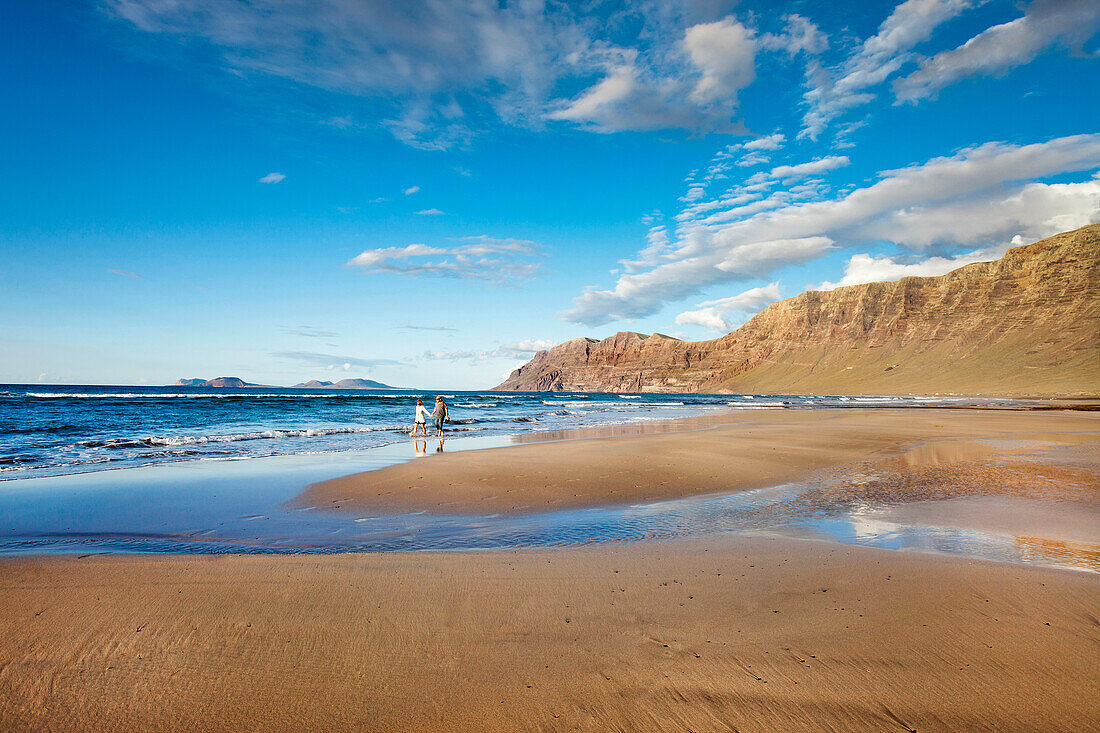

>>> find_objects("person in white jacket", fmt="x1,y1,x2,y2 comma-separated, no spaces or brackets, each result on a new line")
410,398,430,436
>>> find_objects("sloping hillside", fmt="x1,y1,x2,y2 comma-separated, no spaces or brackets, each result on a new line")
495,224,1099,396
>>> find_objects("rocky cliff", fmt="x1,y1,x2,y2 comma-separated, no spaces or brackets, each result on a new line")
495,225,1100,396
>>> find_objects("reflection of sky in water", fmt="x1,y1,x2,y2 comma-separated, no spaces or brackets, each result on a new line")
1,437,1096,573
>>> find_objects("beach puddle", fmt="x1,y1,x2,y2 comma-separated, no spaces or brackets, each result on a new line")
0,433,1096,573
1014,536,1100,572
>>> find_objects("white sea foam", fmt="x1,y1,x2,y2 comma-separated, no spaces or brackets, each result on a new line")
129,425,409,447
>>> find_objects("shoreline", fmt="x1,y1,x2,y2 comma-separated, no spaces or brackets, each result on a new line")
1,407,1096,563
301,407,1100,516
5,390,1095,485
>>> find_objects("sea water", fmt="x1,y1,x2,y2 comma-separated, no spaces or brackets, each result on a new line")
0,385,1014,480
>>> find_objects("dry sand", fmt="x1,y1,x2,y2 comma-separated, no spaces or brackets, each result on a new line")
2,408,1098,731
302,408,1100,514
2,539,1098,732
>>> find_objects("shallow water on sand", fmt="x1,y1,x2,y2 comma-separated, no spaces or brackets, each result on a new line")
1,428,1096,572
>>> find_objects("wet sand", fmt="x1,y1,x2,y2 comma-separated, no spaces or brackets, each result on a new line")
1,538,1098,732
2,408,1098,731
302,408,1100,514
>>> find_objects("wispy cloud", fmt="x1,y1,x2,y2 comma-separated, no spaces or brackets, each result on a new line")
258,172,286,184
396,324,459,332
894,0,1100,101
675,283,782,332
415,208,444,216
765,155,849,183
271,351,404,368
800,0,980,140
109,269,141,278
105,0,589,148
561,133,1100,326
547,17,759,134
105,2,832,145
279,326,338,338
403,185,420,195
346,236,544,284
423,339,554,362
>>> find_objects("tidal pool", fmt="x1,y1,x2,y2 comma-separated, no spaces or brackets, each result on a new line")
1,431,1096,573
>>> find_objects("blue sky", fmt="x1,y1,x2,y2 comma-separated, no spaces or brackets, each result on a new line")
1,0,1098,388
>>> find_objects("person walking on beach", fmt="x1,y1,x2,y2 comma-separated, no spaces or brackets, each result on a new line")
432,395,449,437
410,398,430,437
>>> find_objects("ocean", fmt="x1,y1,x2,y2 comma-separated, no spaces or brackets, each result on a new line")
1,384,1017,481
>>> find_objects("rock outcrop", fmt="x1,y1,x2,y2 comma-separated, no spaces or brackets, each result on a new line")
495,225,1100,396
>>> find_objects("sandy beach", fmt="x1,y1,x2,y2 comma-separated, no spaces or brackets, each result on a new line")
2,538,1098,732
2,408,1098,731
303,408,1100,515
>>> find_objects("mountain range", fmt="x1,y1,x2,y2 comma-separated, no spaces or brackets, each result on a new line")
495,224,1099,396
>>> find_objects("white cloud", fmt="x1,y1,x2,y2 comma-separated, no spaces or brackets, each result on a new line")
684,17,757,104
681,186,707,202
110,2,818,143
258,172,286,184
109,269,141,278
403,185,420,195
801,0,980,139
423,338,555,362
415,208,445,216
850,177,1100,248
546,15,759,134
501,338,555,356
894,0,1100,101
107,0,590,148
675,282,782,332
347,236,544,283
817,246,1010,290
735,151,770,167
691,132,788,184
561,133,1100,326
546,51,750,134
760,14,828,57
767,155,849,182
742,133,786,151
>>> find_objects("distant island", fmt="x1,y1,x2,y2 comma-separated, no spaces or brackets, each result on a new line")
291,378,404,390
174,377,267,388
173,377,404,390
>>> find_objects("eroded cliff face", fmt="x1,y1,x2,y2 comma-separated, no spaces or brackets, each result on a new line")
495,225,1100,395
